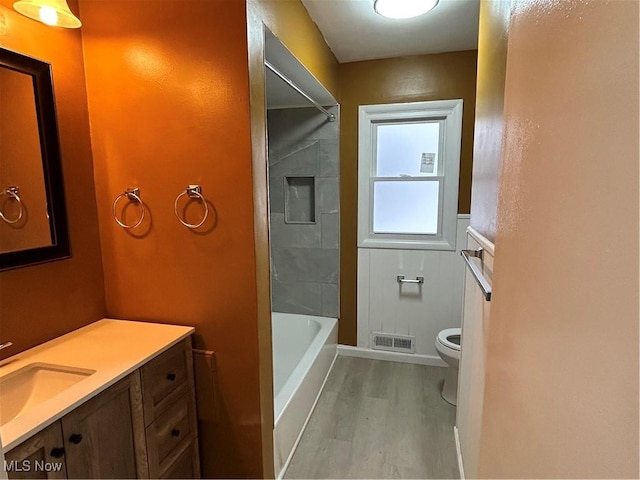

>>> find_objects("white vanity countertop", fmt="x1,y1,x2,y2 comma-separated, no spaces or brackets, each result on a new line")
0,319,194,451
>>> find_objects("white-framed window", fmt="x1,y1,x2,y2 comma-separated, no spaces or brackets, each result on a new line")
357,100,463,250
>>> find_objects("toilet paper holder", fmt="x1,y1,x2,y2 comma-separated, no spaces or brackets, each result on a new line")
397,275,424,284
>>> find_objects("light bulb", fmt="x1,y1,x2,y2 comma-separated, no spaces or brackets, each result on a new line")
13,0,82,28
38,5,58,25
374,0,439,19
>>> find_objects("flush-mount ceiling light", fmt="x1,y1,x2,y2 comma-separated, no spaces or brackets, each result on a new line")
374,0,439,19
13,0,81,28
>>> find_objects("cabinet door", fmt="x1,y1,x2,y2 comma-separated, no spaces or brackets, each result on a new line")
60,372,148,479
5,422,67,479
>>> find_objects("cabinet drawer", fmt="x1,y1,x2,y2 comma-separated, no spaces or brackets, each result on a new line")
141,338,193,424
159,440,200,479
146,389,197,478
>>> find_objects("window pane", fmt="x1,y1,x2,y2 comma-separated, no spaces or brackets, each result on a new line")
376,122,440,177
373,181,439,234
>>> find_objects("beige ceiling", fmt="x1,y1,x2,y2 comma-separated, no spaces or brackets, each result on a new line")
301,0,480,63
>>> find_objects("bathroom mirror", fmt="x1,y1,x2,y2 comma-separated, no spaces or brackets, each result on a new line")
0,47,69,271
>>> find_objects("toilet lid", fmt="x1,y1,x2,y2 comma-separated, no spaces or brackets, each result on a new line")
437,328,461,351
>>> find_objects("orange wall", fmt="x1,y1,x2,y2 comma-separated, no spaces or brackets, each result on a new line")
0,69,51,251
468,0,510,244
478,0,639,477
337,52,478,345
79,1,264,477
0,0,106,360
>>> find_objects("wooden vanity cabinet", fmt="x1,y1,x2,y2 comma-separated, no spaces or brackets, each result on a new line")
5,375,144,480
5,338,200,480
5,422,67,479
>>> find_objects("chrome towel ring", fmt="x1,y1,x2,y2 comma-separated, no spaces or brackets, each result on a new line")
174,185,209,229
112,187,145,229
0,186,24,224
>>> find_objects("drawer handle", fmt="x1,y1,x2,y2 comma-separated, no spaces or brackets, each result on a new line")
69,434,83,444
166,373,176,381
171,428,181,437
50,447,65,458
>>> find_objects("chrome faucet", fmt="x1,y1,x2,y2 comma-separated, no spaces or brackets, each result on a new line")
0,341,13,351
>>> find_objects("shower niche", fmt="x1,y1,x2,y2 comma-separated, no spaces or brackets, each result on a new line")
284,176,316,224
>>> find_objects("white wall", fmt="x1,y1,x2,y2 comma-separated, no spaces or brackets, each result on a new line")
356,215,469,362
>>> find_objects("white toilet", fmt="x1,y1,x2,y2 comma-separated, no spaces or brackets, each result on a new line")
435,328,461,406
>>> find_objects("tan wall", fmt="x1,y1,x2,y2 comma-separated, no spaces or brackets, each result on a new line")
0,69,51,251
0,0,106,360
79,1,264,477
252,0,339,98
338,52,478,345
477,0,639,477
468,0,510,244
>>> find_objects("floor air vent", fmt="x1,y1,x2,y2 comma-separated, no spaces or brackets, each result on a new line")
371,332,416,353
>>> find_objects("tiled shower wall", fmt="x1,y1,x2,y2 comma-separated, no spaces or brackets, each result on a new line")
267,106,339,318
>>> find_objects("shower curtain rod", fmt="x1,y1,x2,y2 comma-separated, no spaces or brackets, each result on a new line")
265,60,336,122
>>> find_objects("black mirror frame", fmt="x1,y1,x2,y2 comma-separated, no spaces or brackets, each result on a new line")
0,48,70,271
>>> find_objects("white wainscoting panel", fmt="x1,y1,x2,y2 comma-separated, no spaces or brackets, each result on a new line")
357,215,470,360
455,228,493,479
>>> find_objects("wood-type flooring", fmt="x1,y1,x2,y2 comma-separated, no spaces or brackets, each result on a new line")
284,356,459,479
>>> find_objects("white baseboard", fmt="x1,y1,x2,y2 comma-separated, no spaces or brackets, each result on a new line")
454,425,465,480
337,345,447,367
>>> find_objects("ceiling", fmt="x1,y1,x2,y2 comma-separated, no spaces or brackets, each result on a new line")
265,0,480,110
301,0,480,63
265,30,337,109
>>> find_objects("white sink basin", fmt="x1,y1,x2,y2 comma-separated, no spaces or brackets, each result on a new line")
0,363,96,426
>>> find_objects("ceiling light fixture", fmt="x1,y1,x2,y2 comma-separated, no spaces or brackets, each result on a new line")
373,0,439,19
13,0,81,28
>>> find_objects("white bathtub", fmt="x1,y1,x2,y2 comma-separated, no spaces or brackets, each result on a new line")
272,312,338,478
